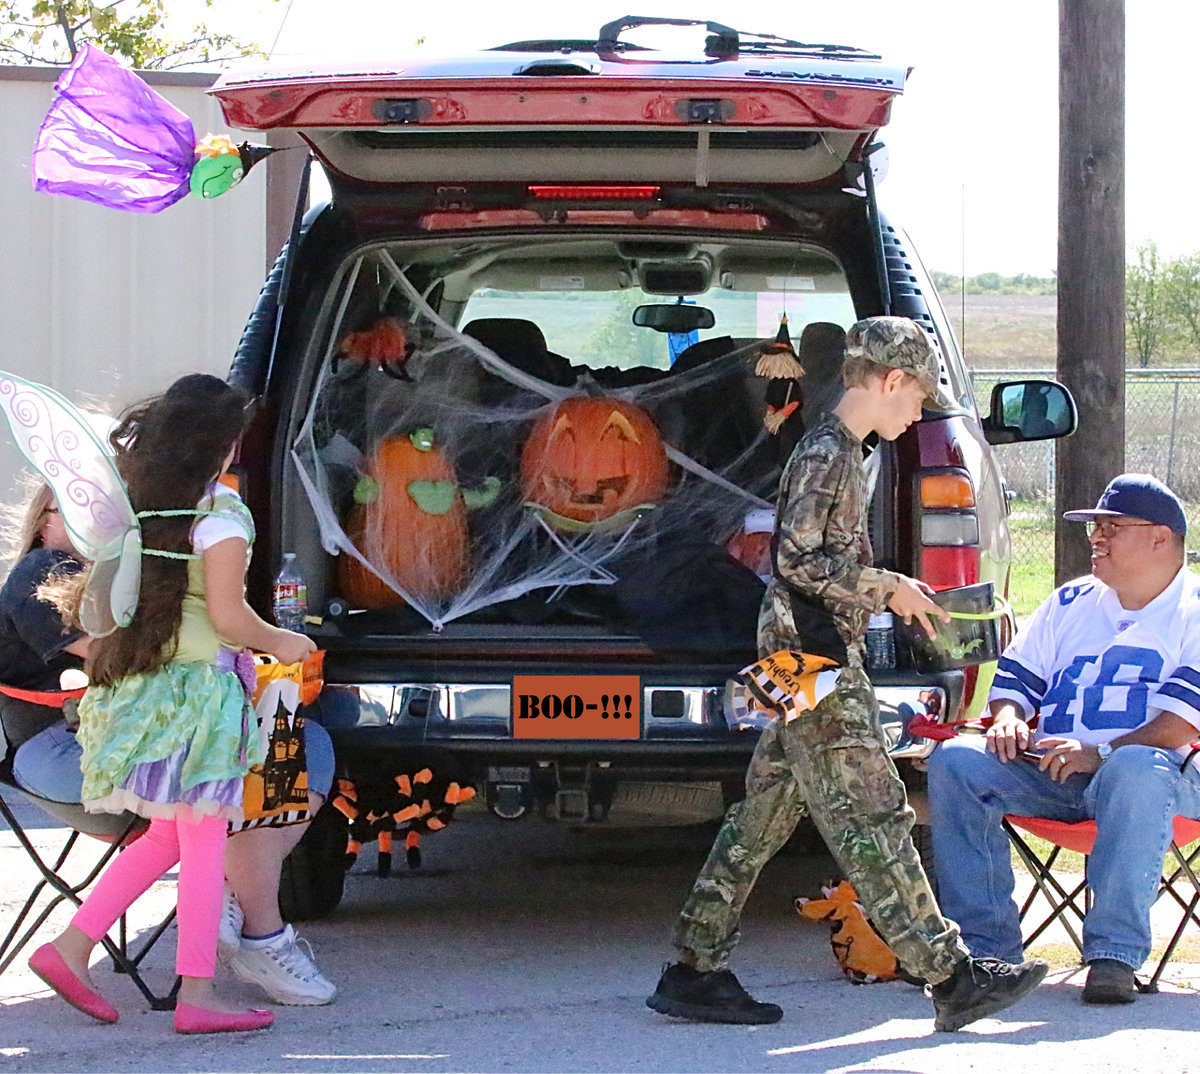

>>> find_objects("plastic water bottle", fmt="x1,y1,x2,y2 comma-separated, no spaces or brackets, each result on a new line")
272,553,307,631
866,612,896,669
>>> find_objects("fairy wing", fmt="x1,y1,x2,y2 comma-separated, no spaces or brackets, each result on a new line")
78,527,143,637
0,372,140,635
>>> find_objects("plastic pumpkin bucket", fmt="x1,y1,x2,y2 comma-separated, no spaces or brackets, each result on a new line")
896,582,1007,671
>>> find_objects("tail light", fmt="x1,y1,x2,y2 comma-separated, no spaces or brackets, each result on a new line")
528,185,661,200
917,469,979,591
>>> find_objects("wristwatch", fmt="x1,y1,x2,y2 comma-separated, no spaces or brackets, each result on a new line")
1097,742,1114,763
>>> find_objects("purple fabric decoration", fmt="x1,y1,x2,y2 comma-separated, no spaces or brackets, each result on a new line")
31,44,196,213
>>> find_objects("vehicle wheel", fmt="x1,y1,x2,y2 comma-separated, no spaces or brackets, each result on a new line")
912,823,938,899
901,765,939,897
278,803,348,921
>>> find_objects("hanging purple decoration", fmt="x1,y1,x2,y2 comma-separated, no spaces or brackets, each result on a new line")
31,44,275,213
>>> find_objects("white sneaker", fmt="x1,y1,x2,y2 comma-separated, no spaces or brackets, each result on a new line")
226,924,337,1006
217,886,244,966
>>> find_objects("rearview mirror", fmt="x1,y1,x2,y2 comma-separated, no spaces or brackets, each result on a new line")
982,380,1078,445
632,304,716,333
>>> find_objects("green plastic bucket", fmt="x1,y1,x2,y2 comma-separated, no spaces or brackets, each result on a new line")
897,582,1008,672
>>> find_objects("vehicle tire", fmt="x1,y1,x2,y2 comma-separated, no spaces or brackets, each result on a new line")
900,765,939,898
278,803,348,921
912,822,938,899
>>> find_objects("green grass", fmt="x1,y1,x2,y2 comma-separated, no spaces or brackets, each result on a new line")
1007,556,1054,621
1005,498,1056,618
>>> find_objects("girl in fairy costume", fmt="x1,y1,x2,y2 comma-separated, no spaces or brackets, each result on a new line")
28,374,314,1034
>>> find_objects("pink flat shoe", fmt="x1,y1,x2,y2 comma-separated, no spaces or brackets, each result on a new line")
173,1002,274,1034
29,943,119,1024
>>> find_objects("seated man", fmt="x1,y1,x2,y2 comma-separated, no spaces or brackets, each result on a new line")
928,473,1200,1004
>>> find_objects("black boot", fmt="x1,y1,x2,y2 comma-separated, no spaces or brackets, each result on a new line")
647,963,783,1025
930,956,1048,1031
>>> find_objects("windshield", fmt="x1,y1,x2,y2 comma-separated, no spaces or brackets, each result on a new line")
462,286,857,371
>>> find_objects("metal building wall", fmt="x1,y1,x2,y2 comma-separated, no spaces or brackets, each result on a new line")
0,65,269,514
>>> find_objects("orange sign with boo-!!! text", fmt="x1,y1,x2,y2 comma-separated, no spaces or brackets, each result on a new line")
511,675,641,739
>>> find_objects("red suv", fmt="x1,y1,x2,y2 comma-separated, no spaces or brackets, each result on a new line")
212,17,1074,914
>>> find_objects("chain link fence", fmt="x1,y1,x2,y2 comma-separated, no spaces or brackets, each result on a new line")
969,369,1200,612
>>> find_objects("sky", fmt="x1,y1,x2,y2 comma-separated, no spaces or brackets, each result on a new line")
176,0,1200,277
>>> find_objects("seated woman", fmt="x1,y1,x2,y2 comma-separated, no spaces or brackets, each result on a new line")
0,483,89,767
1,482,340,1007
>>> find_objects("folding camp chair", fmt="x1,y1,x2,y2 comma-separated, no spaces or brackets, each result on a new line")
1004,812,1200,993
0,685,178,1009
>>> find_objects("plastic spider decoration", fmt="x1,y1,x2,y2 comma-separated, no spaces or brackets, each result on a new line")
333,315,418,381
330,764,476,875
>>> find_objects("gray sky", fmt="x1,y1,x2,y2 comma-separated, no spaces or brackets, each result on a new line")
199,0,1199,276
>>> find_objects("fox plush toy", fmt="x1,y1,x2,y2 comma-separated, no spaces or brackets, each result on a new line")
795,881,922,985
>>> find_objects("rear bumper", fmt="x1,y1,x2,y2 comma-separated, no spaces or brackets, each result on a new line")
321,667,962,777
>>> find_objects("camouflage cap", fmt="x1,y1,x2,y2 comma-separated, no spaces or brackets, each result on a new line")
844,316,948,407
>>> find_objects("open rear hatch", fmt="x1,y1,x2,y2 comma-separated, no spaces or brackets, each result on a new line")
210,16,907,193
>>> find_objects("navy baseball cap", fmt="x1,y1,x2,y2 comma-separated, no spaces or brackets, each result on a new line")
1062,473,1186,537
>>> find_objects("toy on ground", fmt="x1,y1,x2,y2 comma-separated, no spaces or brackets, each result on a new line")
795,880,923,985
330,764,476,875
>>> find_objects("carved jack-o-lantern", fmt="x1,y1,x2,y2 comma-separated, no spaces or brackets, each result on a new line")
340,429,470,609
520,397,669,525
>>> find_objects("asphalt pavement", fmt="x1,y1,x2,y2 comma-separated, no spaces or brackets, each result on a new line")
2,792,1198,1074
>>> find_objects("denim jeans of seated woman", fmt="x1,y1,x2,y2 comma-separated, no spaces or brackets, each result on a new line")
927,735,1200,970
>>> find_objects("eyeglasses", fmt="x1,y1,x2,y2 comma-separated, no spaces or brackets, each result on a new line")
1085,519,1156,539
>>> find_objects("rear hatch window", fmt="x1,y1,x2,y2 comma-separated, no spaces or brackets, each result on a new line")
290,233,855,652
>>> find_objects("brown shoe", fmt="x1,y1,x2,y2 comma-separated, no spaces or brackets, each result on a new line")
1082,959,1136,1004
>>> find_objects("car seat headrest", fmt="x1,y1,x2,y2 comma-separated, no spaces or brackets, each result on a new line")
799,321,847,426
670,336,736,375
461,317,574,387
462,318,549,362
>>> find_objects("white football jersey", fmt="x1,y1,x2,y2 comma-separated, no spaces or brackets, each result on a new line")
990,566,1200,756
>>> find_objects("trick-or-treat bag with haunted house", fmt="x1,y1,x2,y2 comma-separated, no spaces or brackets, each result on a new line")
241,654,324,828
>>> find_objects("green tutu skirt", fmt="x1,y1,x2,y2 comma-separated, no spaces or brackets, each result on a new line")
78,661,258,821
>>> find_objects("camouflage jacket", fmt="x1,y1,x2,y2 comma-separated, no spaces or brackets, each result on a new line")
758,414,900,666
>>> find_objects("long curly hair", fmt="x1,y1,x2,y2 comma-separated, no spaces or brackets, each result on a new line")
85,375,252,686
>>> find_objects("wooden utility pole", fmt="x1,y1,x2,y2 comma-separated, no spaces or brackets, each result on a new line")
1055,0,1125,582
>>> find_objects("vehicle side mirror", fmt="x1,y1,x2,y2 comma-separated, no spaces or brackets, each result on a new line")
982,379,1078,445
631,304,716,333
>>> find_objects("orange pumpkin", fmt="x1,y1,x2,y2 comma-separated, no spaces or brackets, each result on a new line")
520,397,670,525
339,429,470,609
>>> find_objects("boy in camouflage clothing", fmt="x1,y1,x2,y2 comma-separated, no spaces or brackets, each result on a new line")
648,316,1047,1032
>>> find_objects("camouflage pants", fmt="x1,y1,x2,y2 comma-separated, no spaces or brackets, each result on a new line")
671,666,968,984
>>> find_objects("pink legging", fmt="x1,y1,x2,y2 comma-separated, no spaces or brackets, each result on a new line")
71,812,226,978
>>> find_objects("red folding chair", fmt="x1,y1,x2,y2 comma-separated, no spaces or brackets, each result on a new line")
0,684,178,1009
1004,812,1200,993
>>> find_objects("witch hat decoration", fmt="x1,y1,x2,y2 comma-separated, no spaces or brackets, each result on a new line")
755,314,805,379
237,142,277,173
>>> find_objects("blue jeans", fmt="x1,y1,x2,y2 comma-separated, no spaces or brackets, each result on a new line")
927,735,1200,969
